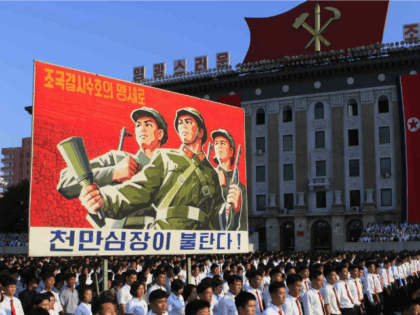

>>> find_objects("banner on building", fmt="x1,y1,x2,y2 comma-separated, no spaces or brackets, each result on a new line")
398,73,420,223
30,61,248,256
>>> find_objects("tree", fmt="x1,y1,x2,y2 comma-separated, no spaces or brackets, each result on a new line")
0,179,29,233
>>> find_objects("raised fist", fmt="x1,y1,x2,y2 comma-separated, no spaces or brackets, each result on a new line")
79,183,104,215
226,184,242,216
112,156,141,182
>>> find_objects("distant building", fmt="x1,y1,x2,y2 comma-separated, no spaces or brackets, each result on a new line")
1,137,32,188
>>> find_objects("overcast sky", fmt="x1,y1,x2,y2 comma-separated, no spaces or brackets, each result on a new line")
0,1,419,157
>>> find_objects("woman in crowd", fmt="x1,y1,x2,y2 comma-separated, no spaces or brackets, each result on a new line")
167,279,185,315
74,286,93,315
182,284,197,307
125,282,147,315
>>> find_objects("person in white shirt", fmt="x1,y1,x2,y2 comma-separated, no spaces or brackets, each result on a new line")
118,270,138,315
235,291,256,315
213,275,242,315
148,271,167,302
147,290,168,315
39,273,62,315
348,265,363,315
245,271,264,315
320,267,340,315
298,266,311,298
191,266,201,286
74,287,93,315
0,276,25,315
302,271,325,315
264,268,284,309
185,300,211,315
363,262,380,315
197,282,214,315
126,282,148,315
262,281,286,315
212,278,224,304
283,274,303,315
166,280,185,315
380,261,392,315
334,264,355,315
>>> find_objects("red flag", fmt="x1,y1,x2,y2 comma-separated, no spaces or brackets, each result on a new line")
399,74,420,222
243,1,389,63
218,94,241,108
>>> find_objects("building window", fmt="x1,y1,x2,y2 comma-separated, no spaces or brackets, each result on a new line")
283,106,293,122
380,158,391,175
348,129,359,146
349,159,360,177
316,191,326,208
256,166,266,182
379,127,390,144
26,162,30,166
283,164,294,181
314,102,324,120
316,160,326,177
26,153,30,158
26,170,29,175
350,190,361,207
256,137,265,152
348,99,358,116
256,108,265,125
381,189,392,206
378,95,389,113
284,193,294,210
347,220,363,242
283,135,293,151
257,195,266,211
4,154,13,159
315,131,325,148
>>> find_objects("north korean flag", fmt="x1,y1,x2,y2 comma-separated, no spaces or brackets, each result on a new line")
399,74,420,222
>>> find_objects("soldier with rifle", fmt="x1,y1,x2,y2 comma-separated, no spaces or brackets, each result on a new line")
56,107,167,228
211,129,247,231
78,107,242,231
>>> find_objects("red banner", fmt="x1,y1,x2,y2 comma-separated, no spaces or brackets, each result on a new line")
399,74,420,223
244,0,389,63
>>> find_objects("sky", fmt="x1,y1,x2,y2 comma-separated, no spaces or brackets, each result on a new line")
0,1,419,159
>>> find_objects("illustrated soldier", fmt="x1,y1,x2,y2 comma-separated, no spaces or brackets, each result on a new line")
78,107,242,230
57,107,168,228
211,129,247,231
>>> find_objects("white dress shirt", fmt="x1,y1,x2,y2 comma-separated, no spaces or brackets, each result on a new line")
0,295,24,315
117,284,133,306
40,290,62,313
74,303,92,315
302,288,324,315
247,288,264,315
300,280,312,297
334,280,355,309
166,293,184,315
263,286,272,309
262,303,285,315
213,291,238,315
126,298,148,315
147,283,166,301
283,294,303,315
347,278,362,306
320,283,340,315
362,273,377,304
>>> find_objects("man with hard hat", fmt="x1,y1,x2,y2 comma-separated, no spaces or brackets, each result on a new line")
57,107,167,227
78,107,241,231
211,128,247,231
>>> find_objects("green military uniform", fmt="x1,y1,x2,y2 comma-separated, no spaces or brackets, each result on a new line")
100,144,225,231
217,165,248,232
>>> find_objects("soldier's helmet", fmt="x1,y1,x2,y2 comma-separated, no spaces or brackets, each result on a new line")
211,129,235,164
131,107,168,145
174,107,207,143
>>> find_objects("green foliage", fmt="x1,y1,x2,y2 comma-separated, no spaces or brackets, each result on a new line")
0,179,29,233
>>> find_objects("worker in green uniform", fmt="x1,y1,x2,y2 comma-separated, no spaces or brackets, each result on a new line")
57,107,168,228
211,129,248,231
78,107,243,231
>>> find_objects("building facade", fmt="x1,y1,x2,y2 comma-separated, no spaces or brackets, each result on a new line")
140,41,420,252
1,137,32,188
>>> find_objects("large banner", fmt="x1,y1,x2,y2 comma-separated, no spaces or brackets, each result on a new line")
399,74,420,223
29,61,248,256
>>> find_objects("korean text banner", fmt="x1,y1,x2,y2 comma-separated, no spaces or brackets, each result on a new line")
399,74,420,223
30,61,248,256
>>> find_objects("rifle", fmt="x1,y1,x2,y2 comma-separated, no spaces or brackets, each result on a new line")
226,145,242,213
206,142,213,160
118,127,133,151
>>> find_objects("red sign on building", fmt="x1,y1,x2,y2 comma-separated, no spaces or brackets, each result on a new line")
216,52,230,69
403,23,420,42
153,62,166,79
173,59,187,75
194,56,208,72
133,66,145,82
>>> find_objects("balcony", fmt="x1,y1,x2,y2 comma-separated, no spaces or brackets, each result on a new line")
308,177,330,190
1,166,13,171
1,158,13,163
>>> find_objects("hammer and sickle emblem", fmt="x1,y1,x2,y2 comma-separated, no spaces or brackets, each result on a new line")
292,3,341,51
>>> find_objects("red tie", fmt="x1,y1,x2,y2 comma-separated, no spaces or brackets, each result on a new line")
379,276,383,290
305,281,309,291
296,299,302,315
372,275,378,294
256,291,263,313
386,271,390,285
355,281,361,302
333,286,341,310
195,278,197,285
345,284,354,304
318,291,325,315
279,309,283,315
11,298,16,315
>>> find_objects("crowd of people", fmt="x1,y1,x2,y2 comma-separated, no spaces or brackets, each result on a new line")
0,251,420,315
0,234,28,247
358,222,420,242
